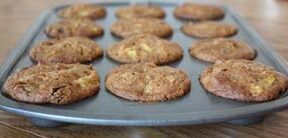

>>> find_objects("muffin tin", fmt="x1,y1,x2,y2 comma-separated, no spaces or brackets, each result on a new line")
1,0,288,127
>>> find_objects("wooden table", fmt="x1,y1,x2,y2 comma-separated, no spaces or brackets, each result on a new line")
1,0,288,137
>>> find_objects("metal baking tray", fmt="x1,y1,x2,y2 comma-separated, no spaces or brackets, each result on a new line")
1,0,288,127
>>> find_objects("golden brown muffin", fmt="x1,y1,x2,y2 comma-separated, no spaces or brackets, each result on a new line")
105,63,191,102
174,3,224,21
116,5,165,19
181,22,238,38
4,64,100,104
200,59,288,102
44,19,103,39
189,38,256,62
30,37,103,64
107,34,182,65
111,18,173,38
58,4,106,20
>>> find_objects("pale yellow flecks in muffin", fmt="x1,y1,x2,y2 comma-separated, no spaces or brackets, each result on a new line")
249,74,276,96
107,34,182,65
200,59,288,102
75,74,99,88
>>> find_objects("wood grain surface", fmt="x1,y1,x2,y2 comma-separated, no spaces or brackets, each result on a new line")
1,0,288,137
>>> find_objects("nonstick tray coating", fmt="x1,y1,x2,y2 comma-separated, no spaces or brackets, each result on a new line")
1,1,288,126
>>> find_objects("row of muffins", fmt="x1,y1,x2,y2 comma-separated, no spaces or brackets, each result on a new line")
57,3,224,20
3,3,288,105
37,3,251,65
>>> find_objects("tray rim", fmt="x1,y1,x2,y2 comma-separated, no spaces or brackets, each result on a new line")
0,1,288,126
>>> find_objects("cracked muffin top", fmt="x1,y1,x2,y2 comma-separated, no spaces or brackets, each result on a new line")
200,59,288,102
4,64,100,104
